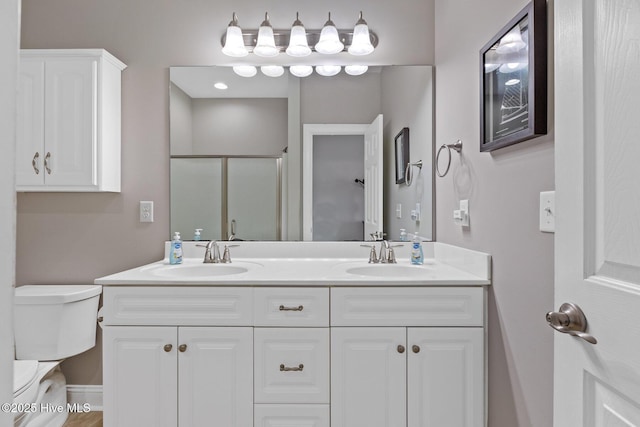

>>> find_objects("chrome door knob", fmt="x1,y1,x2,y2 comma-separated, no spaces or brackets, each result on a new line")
546,302,597,344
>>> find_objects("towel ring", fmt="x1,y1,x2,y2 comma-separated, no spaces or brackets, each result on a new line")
436,140,462,177
404,160,423,186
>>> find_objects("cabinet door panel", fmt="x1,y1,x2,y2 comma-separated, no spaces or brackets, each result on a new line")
331,327,406,427
103,326,177,427
254,404,330,427
178,327,253,427
16,59,45,186
408,328,484,427
45,58,97,187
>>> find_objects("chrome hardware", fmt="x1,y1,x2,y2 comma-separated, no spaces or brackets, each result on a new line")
404,159,423,185
412,345,420,353
436,139,462,178
44,152,52,175
97,316,104,323
369,231,386,241
229,219,237,241
279,305,304,312
397,345,405,354
360,244,378,263
32,152,40,174
546,302,597,345
197,241,221,263
164,344,173,352
280,363,304,372
179,344,187,352
379,240,390,264
221,244,240,263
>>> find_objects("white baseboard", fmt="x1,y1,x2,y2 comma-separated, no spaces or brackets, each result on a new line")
66,385,103,411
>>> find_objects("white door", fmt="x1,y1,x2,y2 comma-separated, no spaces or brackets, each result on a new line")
553,1,640,425
364,114,384,239
178,327,253,427
407,328,483,427
16,58,45,186
45,58,96,187
331,327,406,427
102,326,178,427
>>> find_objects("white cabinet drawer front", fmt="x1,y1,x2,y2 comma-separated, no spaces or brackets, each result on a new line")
331,287,484,326
102,287,252,326
254,404,329,427
254,328,330,404
254,288,329,326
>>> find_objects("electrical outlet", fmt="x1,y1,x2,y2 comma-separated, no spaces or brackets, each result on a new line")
140,201,154,223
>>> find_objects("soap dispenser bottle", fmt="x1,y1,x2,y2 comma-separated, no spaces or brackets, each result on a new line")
194,229,203,241
170,232,183,265
410,233,424,265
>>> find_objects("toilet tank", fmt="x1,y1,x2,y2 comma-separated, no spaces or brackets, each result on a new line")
14,285,102,361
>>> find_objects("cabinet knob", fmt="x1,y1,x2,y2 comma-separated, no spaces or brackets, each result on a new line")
164,344,173,352
412,345,420,353
179,344,187,352
397,345,405,354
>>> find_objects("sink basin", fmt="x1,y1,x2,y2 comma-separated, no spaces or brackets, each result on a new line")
148,262,260,279
345,264,431,278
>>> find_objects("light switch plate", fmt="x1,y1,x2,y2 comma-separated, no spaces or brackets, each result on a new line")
540,191,555,232
140,201,154,223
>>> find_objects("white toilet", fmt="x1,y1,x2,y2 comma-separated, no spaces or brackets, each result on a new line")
13,285,102,427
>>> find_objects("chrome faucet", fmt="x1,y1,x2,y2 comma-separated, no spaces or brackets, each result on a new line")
201,240,221,263
361,240,401,264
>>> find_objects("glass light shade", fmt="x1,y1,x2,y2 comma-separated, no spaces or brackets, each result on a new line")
254,14,279,58
233,65,257,77
222,25,248,57
315,65,341,77
261,65,285,77
289,65,313,77
496,26,526,54
345,65,368,76
315,14,344,55
348,14,374,56
286,25,311,57
498,62,527,73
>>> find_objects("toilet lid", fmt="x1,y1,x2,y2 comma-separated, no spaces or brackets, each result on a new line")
13,360,38,395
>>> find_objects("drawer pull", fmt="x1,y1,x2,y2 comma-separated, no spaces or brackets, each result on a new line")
164,344,173,352
279,305,304,312
280,363,304,372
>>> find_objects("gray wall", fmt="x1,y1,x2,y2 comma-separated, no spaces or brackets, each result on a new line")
1,0,19,423
434,1,554,426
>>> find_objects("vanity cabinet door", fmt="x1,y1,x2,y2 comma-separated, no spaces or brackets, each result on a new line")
103,326,178,427
331,327,406,427
178,327,253,427
407,328,484,427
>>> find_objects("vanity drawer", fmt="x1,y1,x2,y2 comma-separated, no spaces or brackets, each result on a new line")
102,286,253,326
254,404,330,427
254,288,329,327
331,287,484,327
254,328,330,404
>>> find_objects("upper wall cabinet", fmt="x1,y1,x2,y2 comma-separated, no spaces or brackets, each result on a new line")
16,49,126,192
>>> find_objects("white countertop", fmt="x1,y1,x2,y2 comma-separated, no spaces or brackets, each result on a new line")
95,242,491,287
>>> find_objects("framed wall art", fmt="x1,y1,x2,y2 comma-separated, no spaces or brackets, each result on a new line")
480,1,547,152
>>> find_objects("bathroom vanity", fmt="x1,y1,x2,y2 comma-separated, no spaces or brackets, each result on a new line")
97,242,490,427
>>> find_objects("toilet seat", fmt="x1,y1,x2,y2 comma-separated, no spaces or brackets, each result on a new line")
13,360,39,404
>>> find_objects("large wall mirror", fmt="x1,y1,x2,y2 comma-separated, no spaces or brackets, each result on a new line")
170,65,434,242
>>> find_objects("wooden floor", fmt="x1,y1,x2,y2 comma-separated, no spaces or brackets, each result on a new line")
62,411,103,427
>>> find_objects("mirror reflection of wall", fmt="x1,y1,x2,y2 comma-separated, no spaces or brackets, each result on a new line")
169,66,434,242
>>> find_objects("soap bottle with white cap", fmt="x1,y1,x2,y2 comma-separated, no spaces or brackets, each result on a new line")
170,232,183,265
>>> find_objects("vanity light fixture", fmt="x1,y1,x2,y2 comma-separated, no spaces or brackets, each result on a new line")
348,12,375,56
496,26,526,54
315,65,341,77
233,65,257,77
286,13,311,57
344,65,368,76
254,13,279,57
315,13,344,55
221,13,249,57
261,65,285,77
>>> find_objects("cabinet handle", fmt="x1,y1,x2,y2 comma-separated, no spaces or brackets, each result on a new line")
412,345,420,354
397,345,405,354
32,152,40,174
44,152,52,175
164,344,173,352
179,344,187,352
279,305,304,312
280,363,304,372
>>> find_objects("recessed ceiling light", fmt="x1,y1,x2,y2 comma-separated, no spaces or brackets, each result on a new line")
505,78,520,86
214,82,228,90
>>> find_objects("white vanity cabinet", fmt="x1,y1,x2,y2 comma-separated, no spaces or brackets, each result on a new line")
17,49,126,192
330,287,485,427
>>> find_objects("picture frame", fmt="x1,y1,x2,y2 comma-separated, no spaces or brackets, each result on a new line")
479,0,547,152
394,127,410,184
